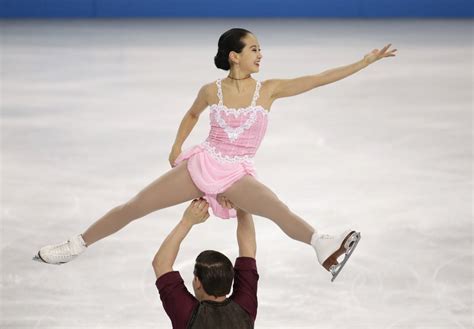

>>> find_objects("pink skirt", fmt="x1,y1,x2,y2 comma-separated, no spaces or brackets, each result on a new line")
173,144,257,219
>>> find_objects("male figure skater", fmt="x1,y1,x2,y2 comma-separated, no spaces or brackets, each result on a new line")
153,197,258,329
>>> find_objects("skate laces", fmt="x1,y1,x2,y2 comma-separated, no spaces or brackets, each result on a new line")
44,240,73,261
49,238,82,259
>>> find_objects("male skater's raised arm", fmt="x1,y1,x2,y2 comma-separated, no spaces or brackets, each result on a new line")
152,198,210,279
229,209,259,322
153,201,259,329
152,198,209,329
236,209,256,258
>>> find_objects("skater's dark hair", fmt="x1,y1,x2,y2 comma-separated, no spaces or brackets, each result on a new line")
194,250,234,297
214,28,253,71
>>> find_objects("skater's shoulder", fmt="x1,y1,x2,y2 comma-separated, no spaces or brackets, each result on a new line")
186,83,213,117
196,82,216,102
194,81,222,109
204,82,217,95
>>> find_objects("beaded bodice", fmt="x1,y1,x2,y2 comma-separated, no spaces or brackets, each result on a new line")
202,78,269,164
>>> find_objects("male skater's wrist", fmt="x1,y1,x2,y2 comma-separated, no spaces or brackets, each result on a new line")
180,217,195,227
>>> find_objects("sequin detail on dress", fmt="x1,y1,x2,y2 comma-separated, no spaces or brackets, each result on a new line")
210,105,267,143
212,79,264,142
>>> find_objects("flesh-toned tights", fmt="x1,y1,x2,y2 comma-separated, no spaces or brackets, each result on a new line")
82,160,314,246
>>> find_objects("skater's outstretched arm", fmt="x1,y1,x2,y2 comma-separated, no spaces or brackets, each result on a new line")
152,198,210,279
236,209,256,259
266,43,397,99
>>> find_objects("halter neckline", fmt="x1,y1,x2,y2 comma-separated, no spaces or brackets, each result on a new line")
216,78,261,109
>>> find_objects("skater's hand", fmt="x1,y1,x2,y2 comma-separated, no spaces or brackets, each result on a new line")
153,197,209,279
183,198,210,225
363,43,397,66
169,145,182,168
217,194,235,209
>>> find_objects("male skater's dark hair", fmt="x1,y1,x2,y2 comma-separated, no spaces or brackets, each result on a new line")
194,250,234,296
214,28,253,71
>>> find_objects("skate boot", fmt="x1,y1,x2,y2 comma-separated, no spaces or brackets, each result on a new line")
311,229,361,282
33,234,87,265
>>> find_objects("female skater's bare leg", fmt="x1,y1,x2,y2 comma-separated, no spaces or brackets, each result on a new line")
219,175,361,281
34,160,205,264
82,160,204,245
218,175,315,244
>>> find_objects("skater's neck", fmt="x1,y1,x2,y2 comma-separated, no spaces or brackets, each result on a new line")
199,294,227,302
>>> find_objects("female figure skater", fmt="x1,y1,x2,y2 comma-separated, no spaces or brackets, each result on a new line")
35,28,396,281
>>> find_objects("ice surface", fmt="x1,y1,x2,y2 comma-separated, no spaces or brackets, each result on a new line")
1,18,472,328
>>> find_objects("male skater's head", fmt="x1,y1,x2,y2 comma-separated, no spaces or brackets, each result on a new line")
153,198,259,328
192,250,234,301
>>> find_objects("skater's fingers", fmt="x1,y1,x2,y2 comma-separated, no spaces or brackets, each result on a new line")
199,202,209,213
192,198,203,204
189,200,207,215
195,198,208,207
197,210,210,223
195,203,207,213
217,195,231,208
381,43,391,53
220,196,234,209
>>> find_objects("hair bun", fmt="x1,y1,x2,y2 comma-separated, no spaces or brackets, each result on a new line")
214,50,230,71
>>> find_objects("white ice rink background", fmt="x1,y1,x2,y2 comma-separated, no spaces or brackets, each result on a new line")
1,19,472,328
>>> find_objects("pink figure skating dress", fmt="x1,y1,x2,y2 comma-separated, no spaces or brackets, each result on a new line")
173,78,269,219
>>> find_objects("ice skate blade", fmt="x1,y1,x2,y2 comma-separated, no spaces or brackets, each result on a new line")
330,232,361,282
322,230,357,272
32,253,46,263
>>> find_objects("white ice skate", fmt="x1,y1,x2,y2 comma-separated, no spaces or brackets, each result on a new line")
311,229,361,282
33,234,87,265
